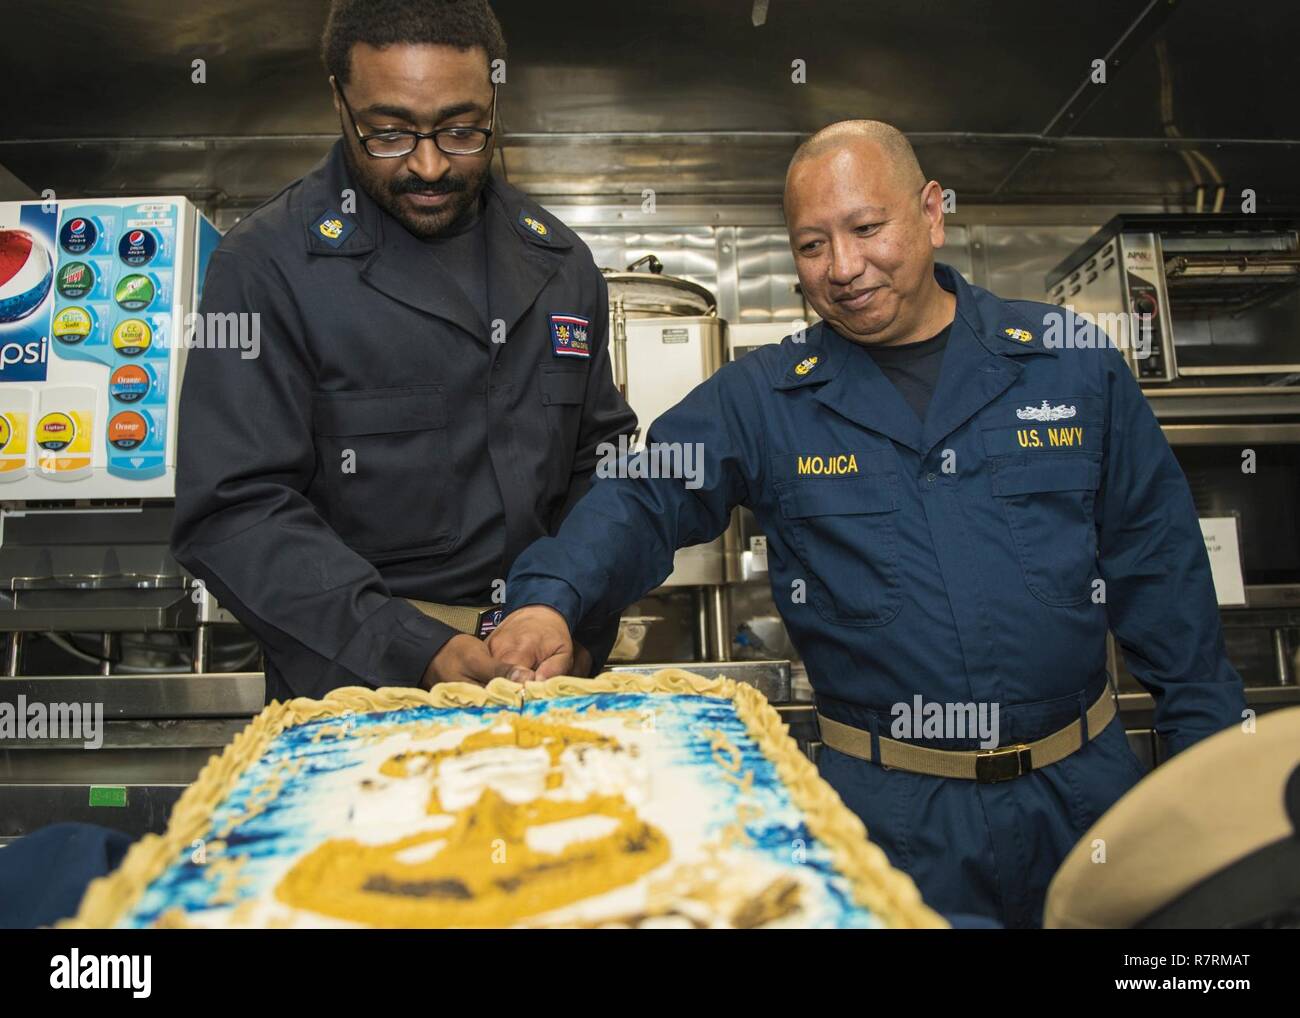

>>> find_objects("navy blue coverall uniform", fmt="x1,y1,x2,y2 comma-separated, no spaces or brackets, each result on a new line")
505,263,1246,927
171,142,635,701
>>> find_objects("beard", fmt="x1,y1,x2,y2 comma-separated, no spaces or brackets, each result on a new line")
342,139,490,240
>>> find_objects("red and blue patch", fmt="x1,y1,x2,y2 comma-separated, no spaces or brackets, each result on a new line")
475,607,506,639
549,313,591,358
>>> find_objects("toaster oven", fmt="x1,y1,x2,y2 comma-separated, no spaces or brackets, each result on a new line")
1045,214,1300,383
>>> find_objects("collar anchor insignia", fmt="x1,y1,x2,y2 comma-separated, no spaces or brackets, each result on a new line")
519,211,549,237
311,210,355,248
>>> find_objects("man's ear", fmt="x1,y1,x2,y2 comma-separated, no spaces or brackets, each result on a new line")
921,179,946,248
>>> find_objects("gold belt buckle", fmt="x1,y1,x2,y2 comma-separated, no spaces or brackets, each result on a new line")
975,744,1032,783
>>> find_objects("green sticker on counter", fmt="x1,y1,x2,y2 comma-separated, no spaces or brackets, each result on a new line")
89,786,127,808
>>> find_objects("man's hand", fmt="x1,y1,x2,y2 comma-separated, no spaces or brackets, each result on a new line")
487,605,578,680
572,641,594,678
421,634,530,690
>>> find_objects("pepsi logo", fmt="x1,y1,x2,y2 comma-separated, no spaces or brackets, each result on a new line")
118,227,158,266
60,215,99,254
0,229,54,324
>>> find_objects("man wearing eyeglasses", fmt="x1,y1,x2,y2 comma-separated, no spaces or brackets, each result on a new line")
172,0,635,700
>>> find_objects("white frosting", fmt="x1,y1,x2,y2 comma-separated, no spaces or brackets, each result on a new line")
167,706,867,929
436,744,552,810
393,840,446,865
524,814,620,855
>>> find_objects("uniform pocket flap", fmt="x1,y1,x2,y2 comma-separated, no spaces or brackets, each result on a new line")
777,476,898,518
990,457,1100,496
540,369,587,406
313,387,447,436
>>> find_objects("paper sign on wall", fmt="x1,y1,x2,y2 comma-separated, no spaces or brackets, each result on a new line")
1199,516,1247,607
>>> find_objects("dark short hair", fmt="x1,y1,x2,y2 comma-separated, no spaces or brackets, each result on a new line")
322,0,507,85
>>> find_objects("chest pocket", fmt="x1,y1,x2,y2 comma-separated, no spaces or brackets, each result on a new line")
990,455,1101,606
539,367,587,457
775,474,901,626
312,386,456,561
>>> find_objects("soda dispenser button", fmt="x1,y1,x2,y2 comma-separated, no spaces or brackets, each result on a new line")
59,216,99,255
0,411,28,480
0,390,33,482
52,305,94,344
107,411,148,451
118,228,159,267
111,318,152,357
35,385,96,481
109,363,152,403
56,261,96,299
114,273,156,311
35,411,76,452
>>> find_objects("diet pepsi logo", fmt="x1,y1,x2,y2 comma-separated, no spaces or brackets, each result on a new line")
118,227,158,266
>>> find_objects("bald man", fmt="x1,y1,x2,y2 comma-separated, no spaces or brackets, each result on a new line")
489,120,1245,926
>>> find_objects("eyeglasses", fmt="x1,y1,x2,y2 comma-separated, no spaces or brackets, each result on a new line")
331,77,496,158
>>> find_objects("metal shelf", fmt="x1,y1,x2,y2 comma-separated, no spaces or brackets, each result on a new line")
0,672,265,719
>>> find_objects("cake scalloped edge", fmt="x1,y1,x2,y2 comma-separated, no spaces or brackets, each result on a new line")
63,667,946,929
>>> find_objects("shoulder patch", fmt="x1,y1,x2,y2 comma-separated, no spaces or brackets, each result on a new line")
312,211,355,248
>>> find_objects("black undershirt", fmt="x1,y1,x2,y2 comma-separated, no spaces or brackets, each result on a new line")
864,323,952,424
422,197,489,329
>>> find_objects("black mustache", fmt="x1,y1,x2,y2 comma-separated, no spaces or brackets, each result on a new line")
391,177,466,197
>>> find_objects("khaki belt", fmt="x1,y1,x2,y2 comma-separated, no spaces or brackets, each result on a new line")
404,599,505,639
817,685,1117,783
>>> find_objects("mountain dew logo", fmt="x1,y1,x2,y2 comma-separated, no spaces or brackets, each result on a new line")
57,262,93,298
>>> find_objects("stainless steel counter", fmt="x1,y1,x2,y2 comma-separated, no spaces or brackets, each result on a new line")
1,672,264,720
2,661,787,722
608,659,791,703
1,674,261,841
